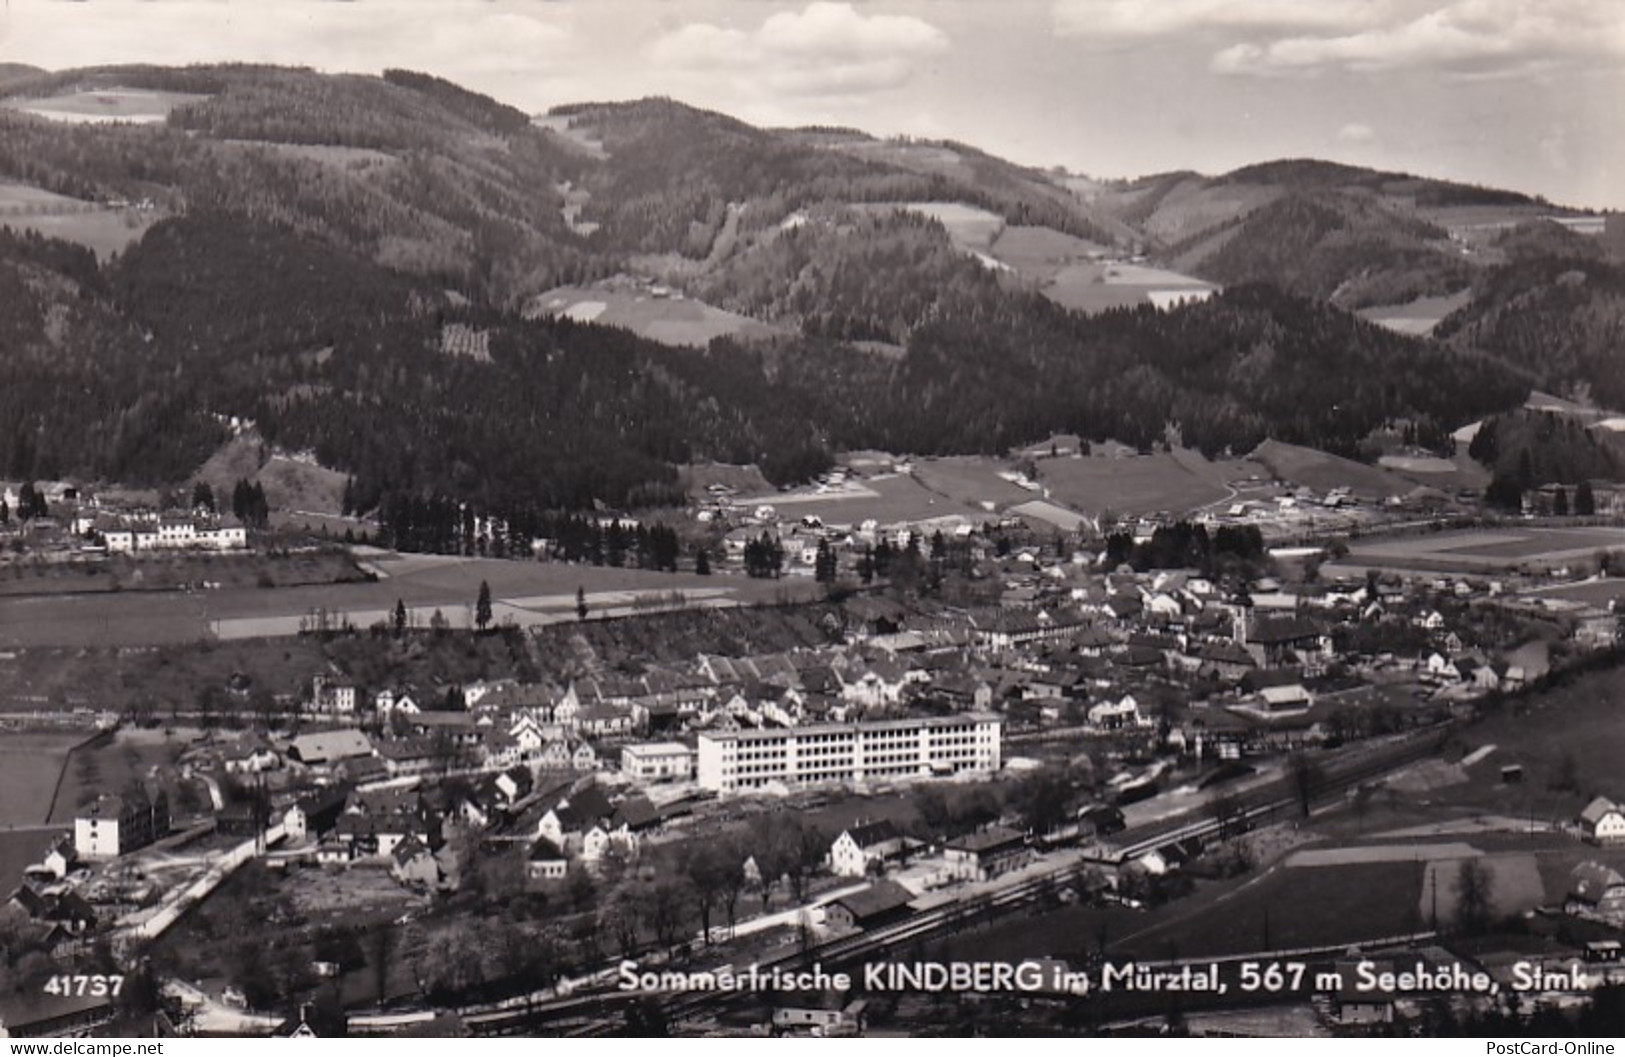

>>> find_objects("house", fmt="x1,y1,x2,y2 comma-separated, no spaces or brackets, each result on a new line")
1580,797,1625,845
772,995,866,1036
943,826,1032,882
823,880,916,931
828,821,907,878
526,838,568,885
283,786,349,843
390,837,441,888
1257,684,1312,712
1566,861,1625,926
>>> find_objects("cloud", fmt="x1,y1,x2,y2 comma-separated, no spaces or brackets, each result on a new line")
1337,122,1377,143
1208,0,1625,78
1052,0,1384,39
647,1,949,98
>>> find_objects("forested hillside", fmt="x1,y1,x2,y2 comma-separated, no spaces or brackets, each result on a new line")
0,64,1547,516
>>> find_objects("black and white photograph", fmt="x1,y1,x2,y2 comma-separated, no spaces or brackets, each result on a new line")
0,0,1623,1042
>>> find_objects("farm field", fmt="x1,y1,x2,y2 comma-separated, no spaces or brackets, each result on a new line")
1356,289,1472,336
1522,579,1625,604
0,553,810,648
1041,260,1217,315
912,457,1045,511
1251,439,1414,500
988,225,1110,283
0,550,364,598
0,205,156,259
1347,526,1625,573
734,473,988,527
1423,666,1625,813
1035,452,1230,516
1112,859,1428,960
871,202,1006,250
524,282,778,348
1,87,208,123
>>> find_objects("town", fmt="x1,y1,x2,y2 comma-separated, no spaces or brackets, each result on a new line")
7,440,1625,1039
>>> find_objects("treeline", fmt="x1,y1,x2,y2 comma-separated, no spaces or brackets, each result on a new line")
1103,521,1267,575
1468,409,1623,488
375,494,683,569
1172,191,1471,309
0,210,1528,507
1438,248,1625,409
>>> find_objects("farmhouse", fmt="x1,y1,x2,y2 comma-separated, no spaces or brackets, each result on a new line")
1566,862,1625,926
828,820,908,878
1580,797,1625,845
287,730,376,768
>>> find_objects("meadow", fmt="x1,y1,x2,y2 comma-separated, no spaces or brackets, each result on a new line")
1348,526,1625,572
1036,453,1230,516
525,282,777,348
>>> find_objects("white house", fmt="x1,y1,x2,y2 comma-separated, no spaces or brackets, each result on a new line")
1581,797,1625,845
828,821,907,878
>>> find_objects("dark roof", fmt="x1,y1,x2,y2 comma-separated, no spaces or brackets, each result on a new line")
844,820,902,849
1248,615,1326,645
528,837,566,862
611,795,661,831
947,826,1027,856
830,879,915,922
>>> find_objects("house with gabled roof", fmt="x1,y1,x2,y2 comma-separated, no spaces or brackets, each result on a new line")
1567,861,1625,925
829,820,908,877
1580,797,1625,845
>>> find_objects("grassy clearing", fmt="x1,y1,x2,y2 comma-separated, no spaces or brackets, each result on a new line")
0,551,364,598
1036,453,1228,516
525,283,778,348
0,731,85,824
0,210,157,260
911,457,1040,512
3,88,207,122
1349,527,1625,571
1251,439,1413,500
737,474,987,526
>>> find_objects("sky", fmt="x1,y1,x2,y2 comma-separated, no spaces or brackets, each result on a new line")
1,0,1621,209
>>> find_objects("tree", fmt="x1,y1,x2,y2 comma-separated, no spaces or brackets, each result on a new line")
191,480,215,513
1554,486,1569,516
1453,858,1494,935
1287,753,1323,819
1577,480,1597,517
393,598,408,636
575,585,588,621
694,547,711,575
475,580,492,631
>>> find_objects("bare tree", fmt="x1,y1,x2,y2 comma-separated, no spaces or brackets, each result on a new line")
1453,858,1495,935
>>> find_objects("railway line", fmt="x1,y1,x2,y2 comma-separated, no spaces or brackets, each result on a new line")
452,722,1454,1036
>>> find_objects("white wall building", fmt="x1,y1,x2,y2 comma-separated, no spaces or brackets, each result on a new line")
697,713,1002,793
620,742,695,782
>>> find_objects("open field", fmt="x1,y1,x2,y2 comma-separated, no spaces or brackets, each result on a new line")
1422,665,1625,813
988,225,1109,283
0,207,157,260
1113,860,1427,960
0,550,364,598
524,282,777,348
911,457,1045,511
1347,526,1625,573
1042,260,1217,315
872,202,1005,250
735,473,988,527
0,731,86,824
1035,453,1230,516
1357,289,1472,336
0,551,817,649
2,88,207,123
1252,439,1414,500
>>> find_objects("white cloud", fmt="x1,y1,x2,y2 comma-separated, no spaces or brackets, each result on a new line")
1337,122,1376,143
1209,0,1625,77
1052,0,1385,39
646,1,949,98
